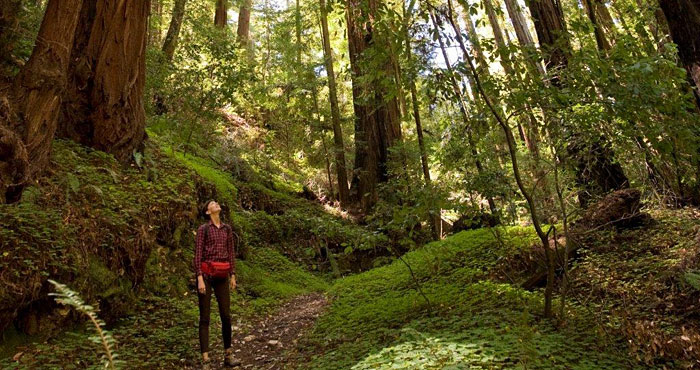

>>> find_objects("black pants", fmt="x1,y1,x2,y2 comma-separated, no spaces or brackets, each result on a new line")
198,275,232,354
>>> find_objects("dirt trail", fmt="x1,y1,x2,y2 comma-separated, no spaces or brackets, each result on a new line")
193,293,328,369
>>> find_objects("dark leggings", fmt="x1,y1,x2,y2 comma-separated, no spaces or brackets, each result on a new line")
198,275,232,353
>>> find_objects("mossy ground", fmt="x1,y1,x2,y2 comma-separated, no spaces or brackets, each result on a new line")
298,228,632,369
0,136,333,368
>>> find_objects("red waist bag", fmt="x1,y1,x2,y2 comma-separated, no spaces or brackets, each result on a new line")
201,261,231,278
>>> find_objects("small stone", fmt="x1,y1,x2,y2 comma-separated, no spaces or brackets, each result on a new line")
267,340,280,346
244,335,256,342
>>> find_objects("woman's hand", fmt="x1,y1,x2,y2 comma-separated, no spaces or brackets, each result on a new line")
230,275,237,290
197,275,206,294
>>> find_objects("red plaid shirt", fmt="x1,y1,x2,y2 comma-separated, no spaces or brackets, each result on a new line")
194,221,236,277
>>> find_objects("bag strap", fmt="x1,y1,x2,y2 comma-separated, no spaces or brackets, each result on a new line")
203,223,234,245
203,223,211,244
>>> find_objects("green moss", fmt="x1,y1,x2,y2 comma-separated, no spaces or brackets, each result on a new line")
302,227,629,369
234,247,328,314
170,151,238,208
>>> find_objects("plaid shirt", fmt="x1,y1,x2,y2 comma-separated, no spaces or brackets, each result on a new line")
194,221,236,277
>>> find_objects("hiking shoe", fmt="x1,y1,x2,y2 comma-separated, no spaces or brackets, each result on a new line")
224,351,241,367
201,359,212,370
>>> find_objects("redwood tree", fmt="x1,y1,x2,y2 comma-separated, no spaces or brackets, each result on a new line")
526,0,628,205
237,0,252,47
215,0,227,27
320,0,350,206
0,0,83,203
162,0,188,61
346,0,402,211
59,0,149,163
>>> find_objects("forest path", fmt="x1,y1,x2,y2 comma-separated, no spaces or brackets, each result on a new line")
187,292,328,369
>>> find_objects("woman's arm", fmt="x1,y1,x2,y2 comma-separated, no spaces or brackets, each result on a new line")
227,227,236,276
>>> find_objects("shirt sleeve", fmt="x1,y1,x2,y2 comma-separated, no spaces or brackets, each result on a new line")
194,225,204,277
228,227,236,276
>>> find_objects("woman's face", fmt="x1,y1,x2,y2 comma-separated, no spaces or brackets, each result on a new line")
207,201,221,215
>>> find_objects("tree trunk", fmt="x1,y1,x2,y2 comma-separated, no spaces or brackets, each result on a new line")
484,0,542,160
296,0,302,66
0,0,22,77
0,0,83,203
320,0,350,206
215,0,227,27
504,0,546,75
404,5,439,239
526,0,628,205
237,0,252,47
659,0,700,111
162,0,187,61
58,0,149,163
429,6,496,214
346,0,402,211
525,0,571,81
149,0,162,45
582,0,611,52
449,0,552,317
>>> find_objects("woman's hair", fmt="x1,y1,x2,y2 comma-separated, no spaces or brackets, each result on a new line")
200,200,215,219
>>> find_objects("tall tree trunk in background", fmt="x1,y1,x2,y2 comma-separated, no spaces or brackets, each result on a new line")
162,0,187,61
450,0,553,318
525,0,570,82
404,5,439,239
594,0,616,39
429,6,496,214
659,0,700,111
582,0,611,52
59,0,149,163
484,0,541,159
526,0,628,206
296,0,302,66
237,0,252,47
346,0,402,211
504,0,546,75
215,0,227,27
0,0,22,76
659,0,700,198
0,0,83,203
320,0,350,207
149,0,162,45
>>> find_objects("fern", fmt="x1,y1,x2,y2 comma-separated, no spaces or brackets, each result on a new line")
48,280,122,369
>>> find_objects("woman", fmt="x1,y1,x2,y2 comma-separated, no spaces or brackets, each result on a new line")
194,200,240,367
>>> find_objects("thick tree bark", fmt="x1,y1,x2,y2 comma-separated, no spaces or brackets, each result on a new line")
237,0,252,47
525,0,571,81
0,0,83,203
162,0,187,61
582,0,611,52
346,0,402,211
503,0,546,76
320,0,350,207
59,0,149,163
215,0,227,27
659,0,700,110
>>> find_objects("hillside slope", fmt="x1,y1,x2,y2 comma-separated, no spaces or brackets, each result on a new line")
0,136,343,367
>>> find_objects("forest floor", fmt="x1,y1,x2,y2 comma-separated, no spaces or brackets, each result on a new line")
186,293,328,370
